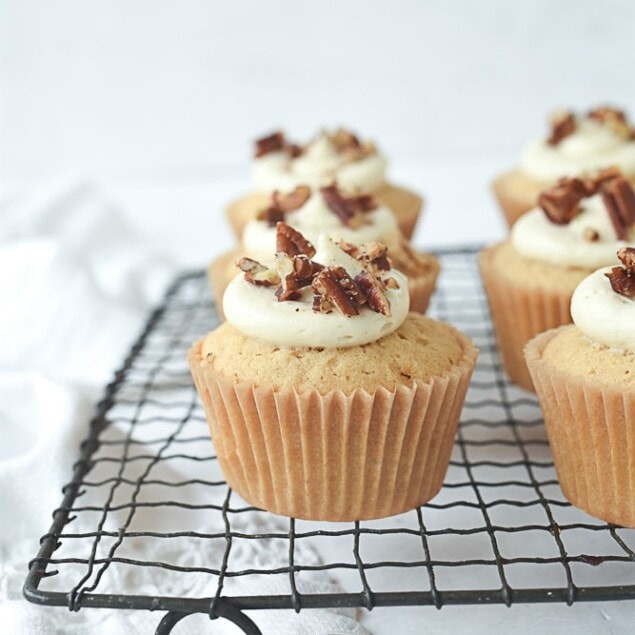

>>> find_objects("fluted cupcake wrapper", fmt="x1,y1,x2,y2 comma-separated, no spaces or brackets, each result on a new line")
525,328,635,528
491,170,542,229
479,248,573,391
189,339,476,521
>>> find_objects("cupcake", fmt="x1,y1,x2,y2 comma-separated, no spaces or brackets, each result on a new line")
525,247,635,527
480,168,635,390
226,128,423,240
190,224,477,521
210,183,439,317
493,106,635,228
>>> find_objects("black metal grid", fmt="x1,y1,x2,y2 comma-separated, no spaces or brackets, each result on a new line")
24,248,635,634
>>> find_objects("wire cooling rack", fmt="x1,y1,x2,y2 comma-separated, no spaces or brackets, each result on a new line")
24,248,635,634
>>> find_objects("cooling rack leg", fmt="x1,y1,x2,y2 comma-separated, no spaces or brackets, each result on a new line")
155,605,263,635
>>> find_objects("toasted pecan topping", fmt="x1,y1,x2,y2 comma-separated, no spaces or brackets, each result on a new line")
581,166,622,195
254,131,286,158
320,183,377,228
254,131,303,158
547,111,576,146
257,186,312,227
354,270,391,316
383,276,400,290
237,257,280,286
276,222,316,257
605,247,635,298
274,253,324,302
587,107,633,139
538,177,587,224
600,176,635,240
338,240,392,273
312,267,366,316
583,227,600,242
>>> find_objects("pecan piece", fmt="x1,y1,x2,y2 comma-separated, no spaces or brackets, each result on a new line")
274,253,323,302
276,222,316,257
312,267,366,316
581,166,622,196
588,107,632,139
605,247,635,298
337,240,392,273
547,111,576,146
354,270,391,316
257,185,312,227
320,184,377,228
237,257,280,286
254,131,286,157
600,177,635,240
538,177,587,224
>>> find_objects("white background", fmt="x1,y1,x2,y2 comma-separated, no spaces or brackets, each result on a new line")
2,0,635,263
1,2,635,634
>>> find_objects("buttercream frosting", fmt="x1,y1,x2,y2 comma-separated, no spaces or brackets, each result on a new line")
520,117,635,181
571,265,635,352
511,194,635,269
252,131,387,192
242,189,399,263
222,233,409,348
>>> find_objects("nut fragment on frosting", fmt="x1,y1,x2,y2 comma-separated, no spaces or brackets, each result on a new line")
225,224,409,348
571,248,635,353
251,128,387,192
511,168,635,269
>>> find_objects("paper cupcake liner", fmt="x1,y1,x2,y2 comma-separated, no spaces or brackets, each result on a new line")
491,170,543,229
525,328,635,528
188,338,477,521
403,253,440,314
478,247,573,391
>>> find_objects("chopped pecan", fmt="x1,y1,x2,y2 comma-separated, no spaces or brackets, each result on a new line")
337,240,392,273
600,177,635,240
276,222,316,257
588,107,632,139
320,184,377,228
605,247,635,298
254,131,286,157
328,128,376,160
257,185,312,227
274,253,323,302
312,267,366,316
383,276,400,290
237,257,280,286
538,177,587,224
583,227,600,242
581,166,622,196
547,111,576,146
354,270,391,316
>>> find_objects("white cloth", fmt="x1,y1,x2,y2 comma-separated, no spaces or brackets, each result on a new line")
0,179,368,634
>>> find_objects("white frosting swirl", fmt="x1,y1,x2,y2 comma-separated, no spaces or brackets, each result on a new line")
242,190,399,263
571,266,635,352
252,133,387,192
511,194,635,269
223,234,410,348
520,118,635,181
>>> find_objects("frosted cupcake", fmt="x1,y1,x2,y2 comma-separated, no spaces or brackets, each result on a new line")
480,168,635,390
525,247,635,527
493,106,635,228
210,183,439,316
190,225,477,521
226,128,423,239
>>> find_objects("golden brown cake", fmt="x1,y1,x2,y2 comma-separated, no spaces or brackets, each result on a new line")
190,225,477,521
493,107,635,228
525,249,635,527
226,129,423,239
480,170,635,390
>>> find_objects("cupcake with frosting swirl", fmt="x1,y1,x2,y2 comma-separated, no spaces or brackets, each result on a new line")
190,224,477,521
480,167,635,390
226,128,424,239
525,247,635,527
